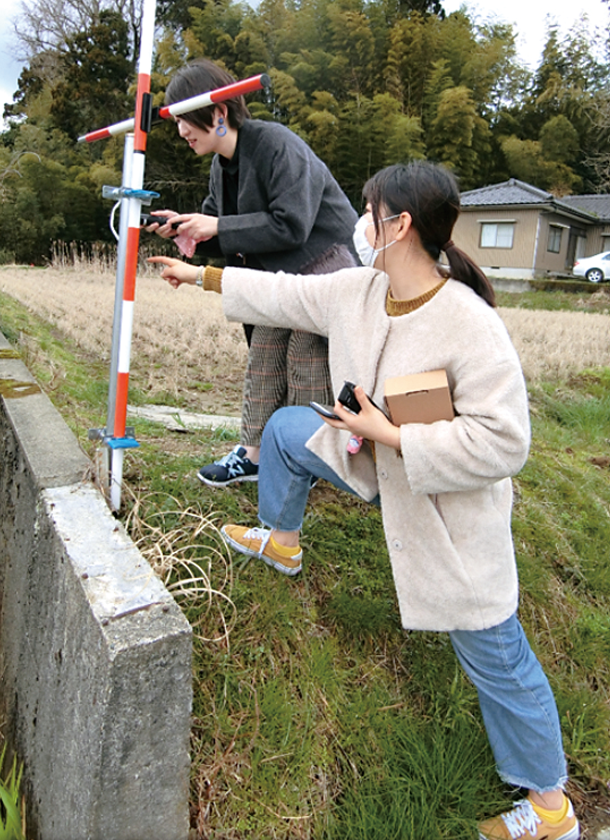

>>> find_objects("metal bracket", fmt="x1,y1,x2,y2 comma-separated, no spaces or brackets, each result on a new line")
88,426,139,450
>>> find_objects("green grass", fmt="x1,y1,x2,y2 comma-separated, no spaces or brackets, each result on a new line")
0,747,25,840
1,288,609,838
496,284,610,313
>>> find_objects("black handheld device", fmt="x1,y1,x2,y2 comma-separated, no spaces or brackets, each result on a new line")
140,213,182,229
337,381,361,413
311,382,381,421
337,381,381,414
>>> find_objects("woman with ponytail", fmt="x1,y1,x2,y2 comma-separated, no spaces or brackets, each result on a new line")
150,160,577,840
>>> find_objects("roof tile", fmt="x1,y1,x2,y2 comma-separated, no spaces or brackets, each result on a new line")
560,194,610,221
460,178,552,206
459,179,601,222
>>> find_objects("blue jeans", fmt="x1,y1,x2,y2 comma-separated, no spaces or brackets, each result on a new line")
451,619,567,792
257,406,568,792
258,406,370,529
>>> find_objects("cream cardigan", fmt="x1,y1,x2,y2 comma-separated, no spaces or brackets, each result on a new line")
221,266,530,632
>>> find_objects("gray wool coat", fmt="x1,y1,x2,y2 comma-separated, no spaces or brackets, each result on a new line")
221,265,531,632
202,119,358,272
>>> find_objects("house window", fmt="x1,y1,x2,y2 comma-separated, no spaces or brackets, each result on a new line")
480,222,514,249
548,226,563,253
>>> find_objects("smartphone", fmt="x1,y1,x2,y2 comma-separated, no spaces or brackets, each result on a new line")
310,401,340,420
140,213,182,230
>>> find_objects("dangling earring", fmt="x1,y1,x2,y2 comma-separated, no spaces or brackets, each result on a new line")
216,116,227,137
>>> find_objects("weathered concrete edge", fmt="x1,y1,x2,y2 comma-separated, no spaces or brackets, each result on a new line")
0,333,91,488
490,277,534,294
0,332,192,840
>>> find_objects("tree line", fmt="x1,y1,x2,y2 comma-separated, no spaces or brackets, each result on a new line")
1,0,609,264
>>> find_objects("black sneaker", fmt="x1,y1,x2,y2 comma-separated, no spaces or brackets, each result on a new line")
197,446,259,487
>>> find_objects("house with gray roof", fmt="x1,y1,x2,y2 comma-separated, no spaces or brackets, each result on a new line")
454,178,609,280
560,194,610,250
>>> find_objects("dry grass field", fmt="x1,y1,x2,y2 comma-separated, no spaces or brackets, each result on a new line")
0,263,249,415
500,304,610,382
1,265,609,408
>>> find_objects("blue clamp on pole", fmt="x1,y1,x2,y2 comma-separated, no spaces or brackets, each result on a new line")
106,436,140,450
102,185,160,203
88,426,140,449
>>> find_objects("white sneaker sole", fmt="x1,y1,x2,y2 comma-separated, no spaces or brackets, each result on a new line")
197,472,258,487
479,820,580,840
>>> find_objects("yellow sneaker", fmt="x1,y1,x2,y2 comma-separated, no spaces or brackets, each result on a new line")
479,798,579,840
221,525,302,576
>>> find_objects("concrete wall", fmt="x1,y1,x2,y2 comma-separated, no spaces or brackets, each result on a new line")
0,332,192,840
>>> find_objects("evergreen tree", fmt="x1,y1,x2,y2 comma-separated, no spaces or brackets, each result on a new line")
50,11,133,141
422,58,453,128
385,14,434,116
427,85,485,188
500,134,581,195
324,0,376,97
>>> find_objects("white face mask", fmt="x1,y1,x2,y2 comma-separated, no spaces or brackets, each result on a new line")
352,214,400,267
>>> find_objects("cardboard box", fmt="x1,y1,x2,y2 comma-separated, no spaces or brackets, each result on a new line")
384,369,454,425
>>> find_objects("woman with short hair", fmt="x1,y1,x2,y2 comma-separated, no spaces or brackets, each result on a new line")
148,58,357,487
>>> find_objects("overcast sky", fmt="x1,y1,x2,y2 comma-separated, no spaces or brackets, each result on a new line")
0,0,23,118
441,0,609,67
1,0,609,121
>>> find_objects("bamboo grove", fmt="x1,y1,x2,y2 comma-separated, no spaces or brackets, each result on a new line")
1,0,610,264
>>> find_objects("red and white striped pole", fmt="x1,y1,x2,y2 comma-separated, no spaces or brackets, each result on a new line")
106,0,157,510
82,13,269,508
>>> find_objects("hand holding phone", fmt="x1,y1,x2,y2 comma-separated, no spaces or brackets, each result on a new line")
311,382,381,422
313,382,399,450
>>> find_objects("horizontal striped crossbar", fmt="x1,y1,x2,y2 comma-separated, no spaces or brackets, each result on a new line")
78,73,270,143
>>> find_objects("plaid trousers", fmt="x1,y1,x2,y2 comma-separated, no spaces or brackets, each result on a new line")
241,244,356,446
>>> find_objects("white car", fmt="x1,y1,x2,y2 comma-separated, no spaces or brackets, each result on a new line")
572,251,610,283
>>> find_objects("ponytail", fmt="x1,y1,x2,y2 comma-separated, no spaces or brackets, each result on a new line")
443,240,496,308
